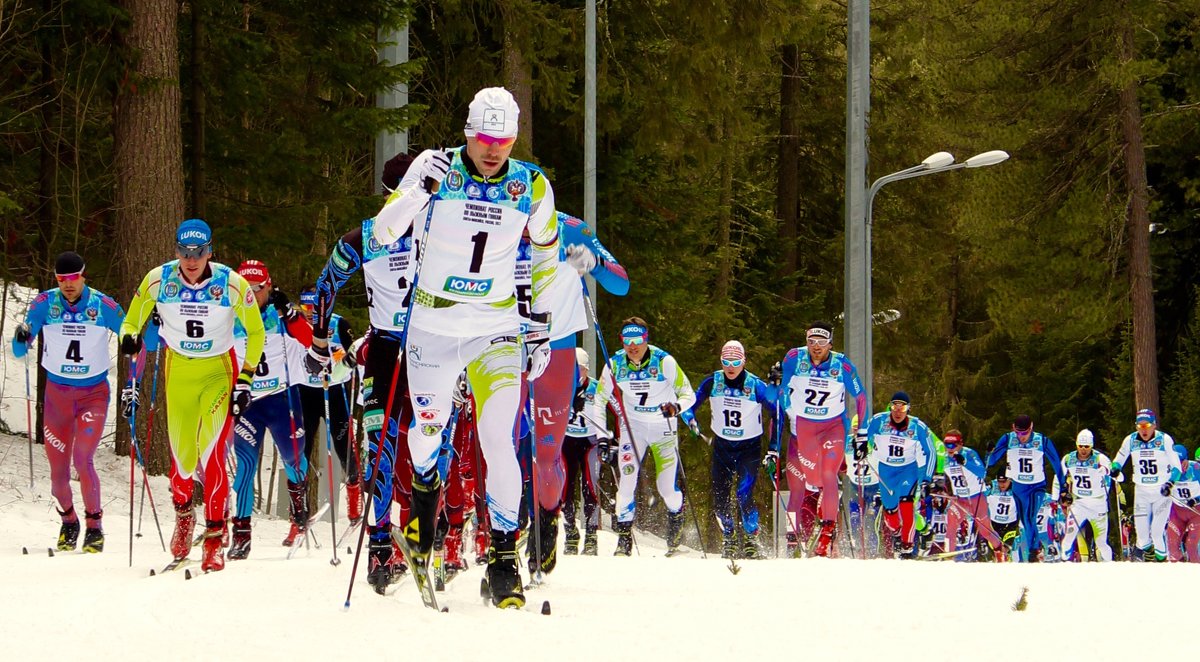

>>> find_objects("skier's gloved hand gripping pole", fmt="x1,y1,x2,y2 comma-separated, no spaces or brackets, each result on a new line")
345,161,442,609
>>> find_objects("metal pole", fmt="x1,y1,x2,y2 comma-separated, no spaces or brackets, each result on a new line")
375,24,409,193
843,0,870,413
583,0,598,366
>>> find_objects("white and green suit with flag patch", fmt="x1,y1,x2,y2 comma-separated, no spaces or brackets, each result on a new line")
591,346,695,523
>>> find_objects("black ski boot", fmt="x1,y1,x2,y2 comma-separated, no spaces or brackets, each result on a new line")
722,532,738,559
563,524,580,556
227,517,252,560
56,507,80,552
582,527,598,556
614,521,633,556
81,510,104,553
665,510,685,556
406,473,442,559
486,529,525,609
743,529,761,559
527,507,559,574
282,479,308,546
367,528,394,595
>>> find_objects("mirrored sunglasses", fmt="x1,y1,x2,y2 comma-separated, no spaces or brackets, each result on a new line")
177,243,212,259
476,133,517,148
622,336,645,346
1136,422,1155,430
55,272,83,283
249,283,267,293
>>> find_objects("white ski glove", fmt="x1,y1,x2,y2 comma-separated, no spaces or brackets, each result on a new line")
524,323,552,382
565,244,597,275
419,150,453,194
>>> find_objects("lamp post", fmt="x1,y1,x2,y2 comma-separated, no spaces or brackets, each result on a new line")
859,149,1010,410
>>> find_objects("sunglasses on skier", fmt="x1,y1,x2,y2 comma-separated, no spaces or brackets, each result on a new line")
177,243,212,259
721,358,743,368
55,271,84,283
806,337,831,348
475,133,517,148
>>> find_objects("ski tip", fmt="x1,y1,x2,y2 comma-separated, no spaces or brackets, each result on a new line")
184,569,193,580
440,606,449,613
541,600,551,616
149,569,156,576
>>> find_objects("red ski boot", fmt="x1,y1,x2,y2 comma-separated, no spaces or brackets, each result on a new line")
814,520,836,557
201,520,226,572
170,505,195,560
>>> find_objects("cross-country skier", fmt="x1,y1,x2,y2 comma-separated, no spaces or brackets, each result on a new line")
1053,429,1113,561
513,210,628,576
1110,409,1182,561
371,87,560,608
226,260,312,559
858,391,935,558
986,473,1018,561
12,251,124,552
562,347,601,556
119,219,266,572
295,287,357,524
1166,444,1200,562
683,340,776,559
592,317,696,556
306,153,416,592
986,414,1064,562
942,429,1003,560
773,321,867,557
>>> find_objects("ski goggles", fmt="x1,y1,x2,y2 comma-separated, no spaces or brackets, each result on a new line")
177,243,212,259
806,328,832,347
1136,421,1155,431
889,400,909,411
475,132,517,148
721,358,743,368
54,271,83,283
620,324,648,346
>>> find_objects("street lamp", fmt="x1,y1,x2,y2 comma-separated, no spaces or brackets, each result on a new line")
859,149,1009,411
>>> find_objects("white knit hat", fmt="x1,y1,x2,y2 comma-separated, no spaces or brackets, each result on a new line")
464,87,519,139
721,340,745,362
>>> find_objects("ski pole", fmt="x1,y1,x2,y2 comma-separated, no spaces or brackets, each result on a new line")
136,346,166,551
667,414,707,558
321,371,341,566
24,353,35,489
126,355,138,568
526,375,544,585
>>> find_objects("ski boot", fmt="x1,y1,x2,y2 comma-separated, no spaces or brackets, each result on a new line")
614,521,633,556
563,524,580,556
170,503,195,560
444,525,466,576
281,479,309,546
582,527,598,556
367,527,395,594
56,507,80,552
527,507,559,575
345,478,363,525
742,529,761,560
227,517,252,560
201,519,226,572
81,510,104,553
475,527,490,566
405,473,441,558
721,531,738,559
485,529,525,609
814,520,836,557
665,510,685,556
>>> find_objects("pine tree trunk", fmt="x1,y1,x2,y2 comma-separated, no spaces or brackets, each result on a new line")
113,0,184,472
776,45,800,302
1118,21,1159,416
503,1,534,160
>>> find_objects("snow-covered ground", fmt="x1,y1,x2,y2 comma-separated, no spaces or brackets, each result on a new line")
0,429,1195,662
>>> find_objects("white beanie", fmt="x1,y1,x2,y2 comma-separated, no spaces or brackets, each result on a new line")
721,340,745,362
1075,429,1094,447
464,87,519,139
575,347,590,370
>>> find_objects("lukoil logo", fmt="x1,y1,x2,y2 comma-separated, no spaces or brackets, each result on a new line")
443,276,493,297
179,230,207,242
